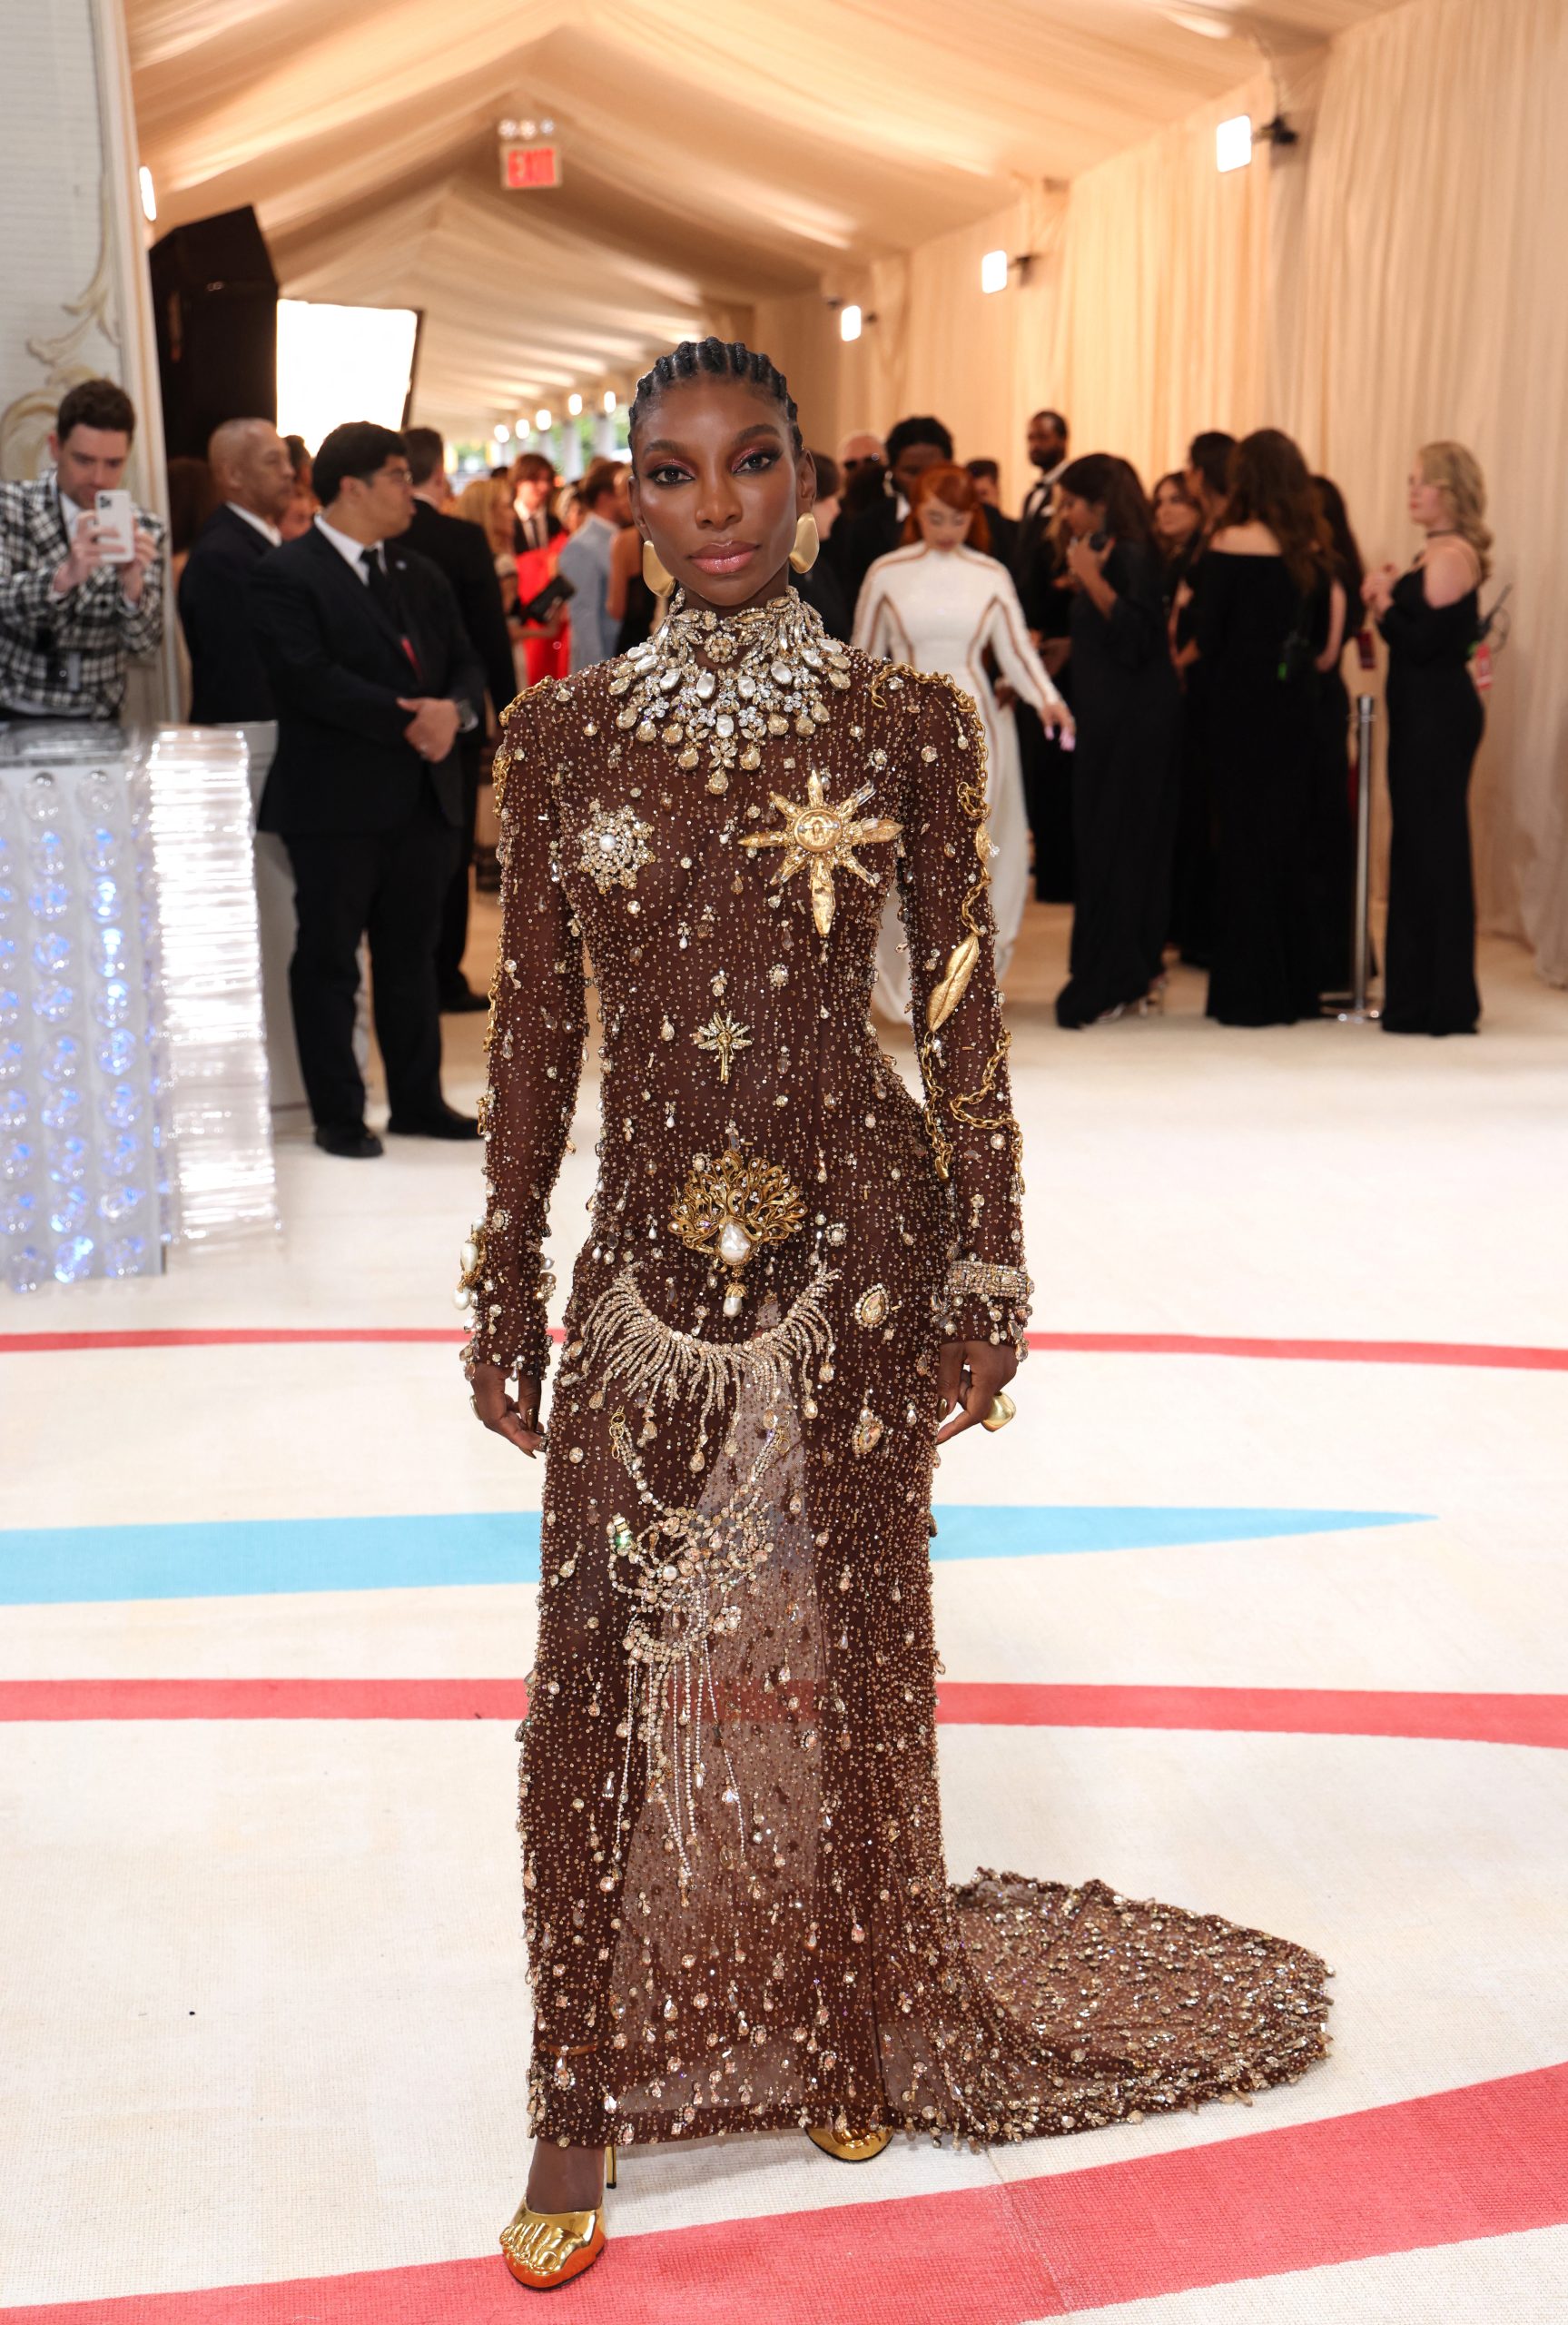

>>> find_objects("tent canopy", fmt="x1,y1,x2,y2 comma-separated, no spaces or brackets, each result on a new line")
128,0,1405,433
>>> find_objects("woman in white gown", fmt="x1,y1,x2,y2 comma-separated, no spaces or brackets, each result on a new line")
854,464,1070,1014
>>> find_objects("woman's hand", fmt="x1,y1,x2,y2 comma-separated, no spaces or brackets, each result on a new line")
469,1362,547,1457
1065,534,1111,587
935,1340,1020,1444
1362,562,1398,616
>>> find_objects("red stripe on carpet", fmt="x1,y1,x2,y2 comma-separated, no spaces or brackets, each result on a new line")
5,1324,1568,1370
938,1680,1568,1749
7,2061,1564,2322
0,1328,459,1352
3,1677,1563,1747
1031,1330,1568,1370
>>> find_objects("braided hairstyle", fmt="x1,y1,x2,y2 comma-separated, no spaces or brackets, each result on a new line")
628,338,804,460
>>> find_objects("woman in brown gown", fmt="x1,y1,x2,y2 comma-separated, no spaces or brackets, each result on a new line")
461,340,1330,2292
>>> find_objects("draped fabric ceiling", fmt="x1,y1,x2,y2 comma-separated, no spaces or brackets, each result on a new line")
128,0,1567,979
127,0,1405,432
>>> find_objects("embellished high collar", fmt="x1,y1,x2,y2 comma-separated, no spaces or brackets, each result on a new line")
656,585,824,666
611,586,851,794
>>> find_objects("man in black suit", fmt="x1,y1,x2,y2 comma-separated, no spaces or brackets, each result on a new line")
828,415,956,621
178,419,295,721
1013,409,1070,624
510,451,564,556
964,460,1021,571
251,422,484,1159
403,427,517,1013
1011,410,1073,900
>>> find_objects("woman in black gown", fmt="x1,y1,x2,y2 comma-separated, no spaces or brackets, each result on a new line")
1196,430,1344,1027
1167,431,1238,966
1362,442,1489,1035
1152,470,1201,598
1053,455,1181,1027
1308,477,1366,997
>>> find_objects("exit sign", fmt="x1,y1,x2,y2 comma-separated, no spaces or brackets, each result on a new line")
501,143,561,190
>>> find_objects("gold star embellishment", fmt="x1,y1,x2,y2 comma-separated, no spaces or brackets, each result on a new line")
693,1011,753,1083
740,772,901,937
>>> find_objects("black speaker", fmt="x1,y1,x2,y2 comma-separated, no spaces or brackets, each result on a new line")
150,206,279,460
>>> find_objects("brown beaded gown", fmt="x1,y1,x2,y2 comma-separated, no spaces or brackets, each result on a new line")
460,588,1330,2155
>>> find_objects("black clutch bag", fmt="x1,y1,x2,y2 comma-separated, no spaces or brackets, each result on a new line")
518,573,576,624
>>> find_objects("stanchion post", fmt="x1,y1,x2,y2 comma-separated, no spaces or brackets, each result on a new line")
1337,694,1380,1024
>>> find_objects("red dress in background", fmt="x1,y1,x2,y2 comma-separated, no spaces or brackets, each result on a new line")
516,538,570,688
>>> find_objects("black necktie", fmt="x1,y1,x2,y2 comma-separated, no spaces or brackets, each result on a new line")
361,548,419,676
360,545,399,617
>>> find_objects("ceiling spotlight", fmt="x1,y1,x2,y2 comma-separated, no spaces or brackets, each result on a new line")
540,118,556,135
498,118,518,139
980,249,1010,294
493,423,510,443
520,119,537,140
839,304,863,344
603,390,617,414
535,408,552,431
1216,114,1253,171
567,392,583,416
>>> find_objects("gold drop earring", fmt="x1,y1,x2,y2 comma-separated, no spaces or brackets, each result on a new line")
642,536,675,593
789,513,820,575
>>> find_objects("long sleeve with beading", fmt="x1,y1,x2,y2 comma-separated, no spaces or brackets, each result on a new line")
459,683,587,1385
466,589,1329,2171
896,673,1032,1351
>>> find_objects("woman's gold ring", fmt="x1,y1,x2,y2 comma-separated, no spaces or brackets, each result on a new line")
981,1391,1016,1432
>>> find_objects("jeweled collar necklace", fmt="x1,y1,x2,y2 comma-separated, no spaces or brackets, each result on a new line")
608,586,852,795
656,583,823,659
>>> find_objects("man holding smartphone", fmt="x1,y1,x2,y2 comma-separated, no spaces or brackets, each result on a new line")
0,378,164,722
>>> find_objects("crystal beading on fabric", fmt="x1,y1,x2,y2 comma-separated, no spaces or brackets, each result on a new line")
610,588,852,794
465,587,1329,2157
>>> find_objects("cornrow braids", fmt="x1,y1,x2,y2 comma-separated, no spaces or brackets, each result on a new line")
629,338,804,459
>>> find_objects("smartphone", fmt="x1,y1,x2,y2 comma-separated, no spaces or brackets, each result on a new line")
94,489,135,562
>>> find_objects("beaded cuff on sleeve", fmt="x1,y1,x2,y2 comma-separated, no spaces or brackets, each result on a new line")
937,1258,1033,1355
457,1222,558,1384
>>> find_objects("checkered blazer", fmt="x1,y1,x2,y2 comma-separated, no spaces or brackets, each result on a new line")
0,477,166,718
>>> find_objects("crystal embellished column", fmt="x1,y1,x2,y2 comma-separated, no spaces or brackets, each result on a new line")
138,727,277,1248
0,724,276,1296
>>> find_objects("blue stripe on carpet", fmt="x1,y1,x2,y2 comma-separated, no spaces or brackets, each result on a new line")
0,1507,1429,1605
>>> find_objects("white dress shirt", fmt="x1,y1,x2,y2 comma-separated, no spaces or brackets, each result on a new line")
314,510,382,579
230,501,281,549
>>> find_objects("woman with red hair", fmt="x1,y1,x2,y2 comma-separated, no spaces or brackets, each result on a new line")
854,463,1070,1012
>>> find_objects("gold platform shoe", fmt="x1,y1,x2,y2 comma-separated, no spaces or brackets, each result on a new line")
806,2123,893,2163
499,2145,616,2292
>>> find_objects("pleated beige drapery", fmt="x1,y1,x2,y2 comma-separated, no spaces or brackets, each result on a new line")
1286,0,1568,979
764,0,1568,980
